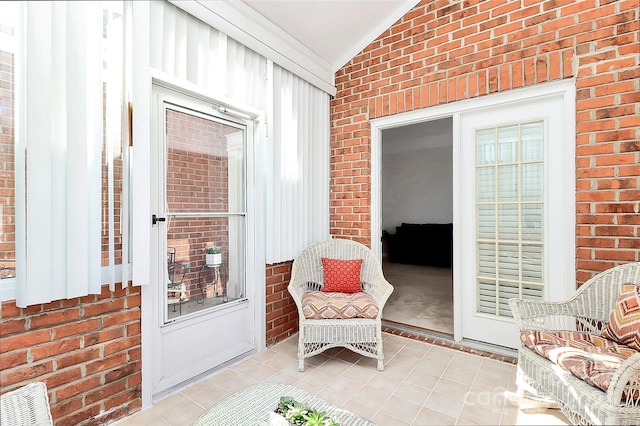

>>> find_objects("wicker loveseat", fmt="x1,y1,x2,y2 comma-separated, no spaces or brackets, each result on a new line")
288,238,393,372
509,262,640,425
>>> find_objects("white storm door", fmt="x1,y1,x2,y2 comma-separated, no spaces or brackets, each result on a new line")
459,89,575,349
150,84,256,398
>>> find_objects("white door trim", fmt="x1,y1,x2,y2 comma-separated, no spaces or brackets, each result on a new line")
370,79,576,344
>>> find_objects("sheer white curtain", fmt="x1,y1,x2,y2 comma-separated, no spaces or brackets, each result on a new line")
267,65,330,263
15,1,107,306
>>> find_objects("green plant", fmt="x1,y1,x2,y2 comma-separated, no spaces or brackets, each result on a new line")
205,245,221,254
276,397,340,426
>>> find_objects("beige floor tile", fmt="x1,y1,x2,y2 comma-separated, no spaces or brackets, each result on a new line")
448,352,484,372
423,390,465,419
393,381,431,406
342,362,379,383
459,402,502,425
390,351,424,369
347,385,392,411
342,398,380,421
381,395,423,424
115,333,571,426
151,392,191,416
297,365,340,388
404,369,441,390
161,400,208,426
216,373,259,394
371,410,412,426
477,358,514,378
380,361,413,380
319,375,364,403
414,357,449,376
433,377,471,400
422,345,456,366
472,371,511,392
365,372,403,393
412,407,457,425
181,381,229,409
237,363,280,382
441,365,477,385
115,408,170,425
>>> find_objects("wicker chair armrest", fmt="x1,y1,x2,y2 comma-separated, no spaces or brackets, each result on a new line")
606,352,640,407
509,297,603,333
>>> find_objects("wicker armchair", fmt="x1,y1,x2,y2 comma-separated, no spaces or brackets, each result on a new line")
509,262,640,425
0,382,53,426
288,238,393,372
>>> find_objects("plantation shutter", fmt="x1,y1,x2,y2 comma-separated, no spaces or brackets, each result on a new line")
475,122,545,318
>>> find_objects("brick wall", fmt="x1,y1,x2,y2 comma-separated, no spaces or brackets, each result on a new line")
265,261,297,345
331,0,639,282
0,49,15,264
0,284,142,425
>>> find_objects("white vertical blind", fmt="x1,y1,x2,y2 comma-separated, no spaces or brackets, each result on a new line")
267,65,330,263
149,1,330,265
475,122,545,318
16,1,105,306
150,1,266,111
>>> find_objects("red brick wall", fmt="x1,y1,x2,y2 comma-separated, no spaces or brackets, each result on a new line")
0,49,15,264
0,284,142,425
265,261,297,345
331,0,639,282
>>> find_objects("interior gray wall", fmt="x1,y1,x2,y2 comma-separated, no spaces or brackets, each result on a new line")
382,118,453,233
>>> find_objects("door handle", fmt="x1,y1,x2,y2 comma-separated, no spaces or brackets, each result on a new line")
152,214,166,225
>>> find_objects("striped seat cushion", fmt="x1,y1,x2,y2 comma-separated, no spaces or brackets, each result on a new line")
602,284,640,351
521,329,639,394
302,291,379,319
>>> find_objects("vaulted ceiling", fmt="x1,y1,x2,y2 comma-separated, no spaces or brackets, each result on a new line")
241,0,420,72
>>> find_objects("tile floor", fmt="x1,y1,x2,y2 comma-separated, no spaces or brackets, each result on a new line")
115,333,569,425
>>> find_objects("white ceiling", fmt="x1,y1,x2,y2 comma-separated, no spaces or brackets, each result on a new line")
241,0,420,71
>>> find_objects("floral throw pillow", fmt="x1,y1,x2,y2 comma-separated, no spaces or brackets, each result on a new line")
602,283,640,351
321,257,363,293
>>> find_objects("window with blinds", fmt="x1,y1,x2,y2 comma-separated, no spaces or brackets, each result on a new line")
476,122,544,318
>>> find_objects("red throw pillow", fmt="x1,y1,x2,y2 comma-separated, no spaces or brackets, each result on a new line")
602,284,640,351
321,258,363,293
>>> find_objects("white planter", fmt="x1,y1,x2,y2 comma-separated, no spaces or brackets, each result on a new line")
268,412,291,426
206,253,222,266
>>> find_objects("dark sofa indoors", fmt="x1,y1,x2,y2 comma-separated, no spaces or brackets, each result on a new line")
384,223,453,268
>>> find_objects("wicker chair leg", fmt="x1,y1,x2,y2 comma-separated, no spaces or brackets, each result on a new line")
298,358,305,372
376,359,384,371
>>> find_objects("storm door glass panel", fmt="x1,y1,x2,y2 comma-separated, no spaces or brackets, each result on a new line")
164,106,246,321
475,122,544,318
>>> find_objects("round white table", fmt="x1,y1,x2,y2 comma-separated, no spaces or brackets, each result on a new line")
192,382,377,426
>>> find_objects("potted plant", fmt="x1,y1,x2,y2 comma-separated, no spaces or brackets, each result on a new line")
270,396,340,426
205,245,222,266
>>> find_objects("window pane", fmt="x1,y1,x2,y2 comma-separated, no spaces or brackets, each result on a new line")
164,106,246,321
476,167,495,202
522,123,543,161
498,204,518,240
522,163,543,201
522,203,543,241
477,205,495,240
476,129,495,165
498,126,518,163
0,2,17,278
497,165,518,201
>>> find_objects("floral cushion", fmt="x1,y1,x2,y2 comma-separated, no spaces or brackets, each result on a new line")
602,284,640,351
302,291,379,319
321,258,363,293
521,329,638,394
